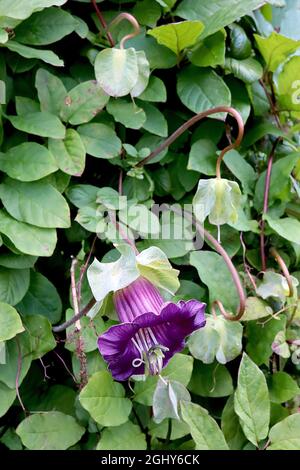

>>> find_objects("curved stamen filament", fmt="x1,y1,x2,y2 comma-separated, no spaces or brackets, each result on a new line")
131,328,169,374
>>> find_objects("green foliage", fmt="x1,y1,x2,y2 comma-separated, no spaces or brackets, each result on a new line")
0,0,299,453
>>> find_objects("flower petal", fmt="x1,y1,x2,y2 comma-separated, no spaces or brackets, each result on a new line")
133,299,206,368
97,299,206,380
98,322,143,380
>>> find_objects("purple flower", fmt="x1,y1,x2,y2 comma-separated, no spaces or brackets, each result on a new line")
98,277,206,381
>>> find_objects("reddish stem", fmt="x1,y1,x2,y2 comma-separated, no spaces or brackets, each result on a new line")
136,106,244,178
118,169,123,195
91,0,115,47
107,12,140,49
172,208,246,321
270,247,294,297
260,138,281,271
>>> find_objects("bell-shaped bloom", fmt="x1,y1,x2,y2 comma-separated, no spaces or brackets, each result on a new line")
98,277,206,381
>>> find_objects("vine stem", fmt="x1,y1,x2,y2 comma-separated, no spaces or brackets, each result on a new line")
106,12,140,49
259,78,282,129
52,298,96,333
136,106,244,179
269,247,294,297
260,138,281,271
90,0,114,47
71,257,81,330
171,207,246,321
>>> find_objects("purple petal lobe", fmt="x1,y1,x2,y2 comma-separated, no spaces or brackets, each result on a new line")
98,298,206,381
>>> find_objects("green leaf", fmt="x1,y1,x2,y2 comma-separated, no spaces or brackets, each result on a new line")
181,401,229,450
276,56,300,111
193,177,242,225
226,77,251,123
221,395,247,450
65,310,105,353
153,378,191,423
94,48,139,97
23,315,56,359
97,421,147,450
223,150,256,194
228,24,252,60
0,335,32,388
0,30,8,44
119,203,160,237
49,129,86,176
5,41,63,67
176,0,266,39
14,7,76,45
0,178,70,228
254,153,299,210
190,251,239,312
125,34,177,69
77,123,121,159
188,315,243,364
264,215,300,245
8,112,66,138
130,50,150,98
16,411,84,450
190,30,226,67
242,120,284,148
60,81,109,125
79,371,132,426
15,96,40,115
0,428,22,450
0,143,58,181
188,361,233,397
132,0,161,27
0,267,29,305
149,419,190,441
224,57,263,84
254,32,300,72
0,1,68,21
140,102,168,137
256,271,298,303
267,372,300,404
268,414,300,450
16,271,62,325
148,21,204,55
0,302,24,341
106,99,146,130
0,382,16,418
242,297,273,321
35,68,67,115
0,209,57,257
246,315,286,365
234,353,270,446
134,353,193,406
177,66,231,117
0,253,37,269
138,76,167,102
66,184,99,209
188,139,217,175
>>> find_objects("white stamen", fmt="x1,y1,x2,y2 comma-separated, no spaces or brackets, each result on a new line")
131,327,169,374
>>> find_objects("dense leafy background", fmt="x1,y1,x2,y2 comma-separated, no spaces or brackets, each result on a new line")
0,0,299,451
